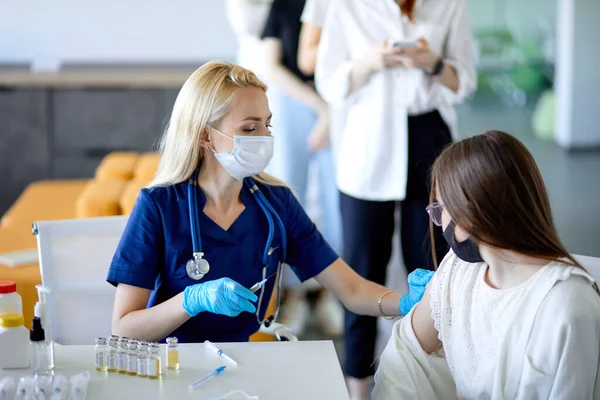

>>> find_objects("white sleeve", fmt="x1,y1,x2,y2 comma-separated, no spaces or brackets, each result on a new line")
314,0,354,106
373,308,458,400
428,250,456,340
519,277,600,399
300,0,330,26
430,0,477,105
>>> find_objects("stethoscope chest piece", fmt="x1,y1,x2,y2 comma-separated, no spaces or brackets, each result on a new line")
187,252,210,280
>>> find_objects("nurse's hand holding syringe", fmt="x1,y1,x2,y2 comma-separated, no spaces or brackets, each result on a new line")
182,278,258,317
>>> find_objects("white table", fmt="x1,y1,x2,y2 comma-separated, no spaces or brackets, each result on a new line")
2,341,350,400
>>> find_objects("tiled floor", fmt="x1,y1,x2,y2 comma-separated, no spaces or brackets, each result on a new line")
299,96,600,398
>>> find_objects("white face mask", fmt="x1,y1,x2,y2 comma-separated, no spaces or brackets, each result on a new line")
206,390,259,400
209,127,274,180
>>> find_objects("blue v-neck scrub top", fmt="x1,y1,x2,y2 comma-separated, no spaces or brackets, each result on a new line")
106,182,338,343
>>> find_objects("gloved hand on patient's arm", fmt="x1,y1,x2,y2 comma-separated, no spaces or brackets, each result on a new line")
182,278,258,317
399,269,434,316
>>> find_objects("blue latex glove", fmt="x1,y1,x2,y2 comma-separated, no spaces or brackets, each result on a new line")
182,278,258,317
399,268,434,316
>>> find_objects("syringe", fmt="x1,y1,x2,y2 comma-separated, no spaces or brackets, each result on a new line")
249,271,278,293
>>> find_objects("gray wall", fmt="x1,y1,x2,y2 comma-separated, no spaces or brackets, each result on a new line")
0,87,178,215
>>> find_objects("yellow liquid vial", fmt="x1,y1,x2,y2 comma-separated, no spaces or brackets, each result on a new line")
137,354,148,378
167,349,179,370
147,358,161,379
127,355,137,375
107,352,118,373
96,365,107,372
118,353,128,374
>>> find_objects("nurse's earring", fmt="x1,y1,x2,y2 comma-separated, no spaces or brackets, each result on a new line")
186,252,210,280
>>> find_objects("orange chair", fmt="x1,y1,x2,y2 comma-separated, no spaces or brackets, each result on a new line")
95,152,139,181
133,153,160,182
119,179,151,215
76,180,128,218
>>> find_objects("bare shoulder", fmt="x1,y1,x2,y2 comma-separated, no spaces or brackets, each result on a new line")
411,251,456,354
414,250,482,354
411,283,441,354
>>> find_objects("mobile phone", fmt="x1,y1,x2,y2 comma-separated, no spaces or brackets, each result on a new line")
387,39,418,49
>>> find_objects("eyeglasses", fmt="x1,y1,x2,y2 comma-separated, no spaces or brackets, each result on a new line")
426,202,444,227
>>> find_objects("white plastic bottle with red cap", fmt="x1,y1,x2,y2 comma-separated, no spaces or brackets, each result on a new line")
0,281,23,316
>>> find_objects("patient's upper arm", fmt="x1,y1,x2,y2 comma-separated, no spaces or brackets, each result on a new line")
411,283,441,354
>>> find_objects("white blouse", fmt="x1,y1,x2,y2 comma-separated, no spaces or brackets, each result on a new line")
301,0,331,27
315,0,477,201
373,251,600,399
225,0,272,80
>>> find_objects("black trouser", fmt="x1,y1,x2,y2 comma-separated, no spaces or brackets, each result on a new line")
341,110,451,379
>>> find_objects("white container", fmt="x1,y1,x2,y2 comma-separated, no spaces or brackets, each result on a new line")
0,314,30,369
0,281,23,316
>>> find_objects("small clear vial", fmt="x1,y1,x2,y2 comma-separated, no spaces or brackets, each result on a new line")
127,339,138,376
166,337,179,370
147,342,162,379
117,337,129,374
95,338,108,371
106,336,118,372
30,317,51,377
137,341,148,377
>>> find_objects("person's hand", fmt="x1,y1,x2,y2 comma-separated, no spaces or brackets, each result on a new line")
398,268,434,315
360,42,406,73
308,112,330,151
182,277,258,317
392,38,439,72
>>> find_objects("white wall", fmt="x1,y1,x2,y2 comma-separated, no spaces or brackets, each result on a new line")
555,0,600,148
0,0,238,66
1,0,557,67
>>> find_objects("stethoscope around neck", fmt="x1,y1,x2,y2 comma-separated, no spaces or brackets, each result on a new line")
186,170,287,327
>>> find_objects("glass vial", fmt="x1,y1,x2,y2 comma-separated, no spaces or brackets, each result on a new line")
127,339,138,376
106,335,118,372
166,337,179,370
95,337,108,371
117,337,129,374
147,342,162,379
137,341,148,377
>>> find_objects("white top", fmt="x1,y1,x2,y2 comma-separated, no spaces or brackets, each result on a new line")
301,0,331,26
225,0,272,80
1,341,350,400
315,0,477,200
429,251,600,399
301,0,346,166
373,306,457,400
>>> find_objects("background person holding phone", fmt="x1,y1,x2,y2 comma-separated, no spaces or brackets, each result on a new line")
261,0,345,337
225,0,272,80
314,0,477,398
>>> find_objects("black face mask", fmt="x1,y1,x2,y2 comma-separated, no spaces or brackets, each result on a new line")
442,220,484,263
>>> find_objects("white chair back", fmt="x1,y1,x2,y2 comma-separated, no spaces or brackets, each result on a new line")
34,216,128,345
574,254,600,283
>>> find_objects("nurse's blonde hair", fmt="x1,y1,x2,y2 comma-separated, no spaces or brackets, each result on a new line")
149,60,286,188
